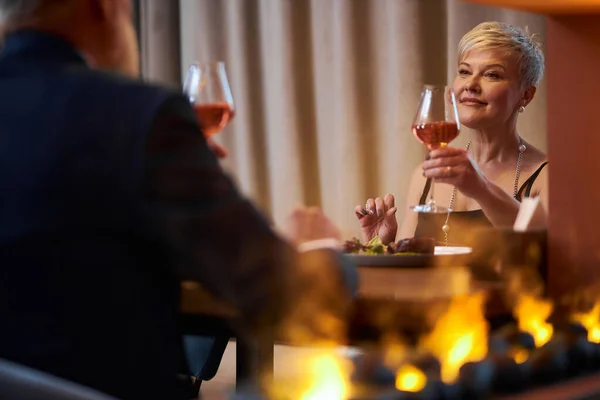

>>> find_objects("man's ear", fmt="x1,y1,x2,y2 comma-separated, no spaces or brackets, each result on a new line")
522,86,537,108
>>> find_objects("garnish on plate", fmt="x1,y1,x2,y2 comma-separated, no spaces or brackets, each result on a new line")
342,236,435,255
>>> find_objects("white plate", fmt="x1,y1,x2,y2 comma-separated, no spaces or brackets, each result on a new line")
347,246,472,268
434,246,472,256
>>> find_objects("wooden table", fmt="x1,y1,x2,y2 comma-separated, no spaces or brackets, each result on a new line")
180,264,479,338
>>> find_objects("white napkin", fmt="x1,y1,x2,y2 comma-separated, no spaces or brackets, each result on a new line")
513,196,541,232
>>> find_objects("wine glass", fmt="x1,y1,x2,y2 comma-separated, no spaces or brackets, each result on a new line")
183,61,235,137
410,85,461,213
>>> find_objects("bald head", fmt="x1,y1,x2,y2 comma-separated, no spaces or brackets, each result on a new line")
0,0,37,23
0,0,65,26
0,0,92,31
0,0,139,78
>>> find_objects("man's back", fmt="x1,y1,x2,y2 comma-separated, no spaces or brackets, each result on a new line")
0,30,185,399
0,29,358,400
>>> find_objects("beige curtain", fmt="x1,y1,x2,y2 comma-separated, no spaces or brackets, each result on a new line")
139,0,546,240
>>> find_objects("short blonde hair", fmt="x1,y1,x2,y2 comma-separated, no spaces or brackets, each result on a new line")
457,21,545,88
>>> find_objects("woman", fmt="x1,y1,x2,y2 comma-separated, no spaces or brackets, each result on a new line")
356,22,548,246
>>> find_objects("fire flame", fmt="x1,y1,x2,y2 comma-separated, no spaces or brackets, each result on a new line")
300,352,349,400
381,334,407,368
514,295,553,347
510,348,529,364
572,303,600,343
395,364,427,392
419,293,488,383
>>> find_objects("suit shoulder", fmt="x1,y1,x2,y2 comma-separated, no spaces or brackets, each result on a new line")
80,69,183,106
65,68,193,128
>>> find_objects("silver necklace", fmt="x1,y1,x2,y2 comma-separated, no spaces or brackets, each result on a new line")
441,138,527,246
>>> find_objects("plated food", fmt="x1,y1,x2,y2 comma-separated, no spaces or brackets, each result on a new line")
342,237,471,268
342,236,435,255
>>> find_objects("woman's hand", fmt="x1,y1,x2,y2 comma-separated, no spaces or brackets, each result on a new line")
422,147,488,199
354,193,397,244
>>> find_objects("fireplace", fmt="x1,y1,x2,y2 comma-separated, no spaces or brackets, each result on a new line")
226,289,600,400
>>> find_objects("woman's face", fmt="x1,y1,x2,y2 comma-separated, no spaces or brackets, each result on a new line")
452,49,526,130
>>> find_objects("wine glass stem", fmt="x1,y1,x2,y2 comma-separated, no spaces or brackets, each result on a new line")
427,143,447,211
428,177,436,211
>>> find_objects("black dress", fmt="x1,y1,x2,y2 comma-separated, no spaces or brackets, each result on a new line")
414,162,548,246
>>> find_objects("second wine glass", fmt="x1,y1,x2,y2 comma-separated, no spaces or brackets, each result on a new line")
410,85,461,213
183,61,235,137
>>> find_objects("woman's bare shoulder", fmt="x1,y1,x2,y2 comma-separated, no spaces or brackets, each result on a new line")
521,142,548,176
523,142,549,198
522,141,547,169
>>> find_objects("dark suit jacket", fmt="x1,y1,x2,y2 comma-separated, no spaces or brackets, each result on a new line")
0,30,357,399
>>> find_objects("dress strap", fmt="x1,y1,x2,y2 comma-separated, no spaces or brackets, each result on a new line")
419,178,432,205
517,161,548,201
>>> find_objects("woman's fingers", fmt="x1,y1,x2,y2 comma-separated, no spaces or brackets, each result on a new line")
374,197,386,217
423,165,464,179
429,146,465,159
385,207,398,226
365,198,376,214
383,193,395,210
423,154,466,171
354,204,368,218
356,195,394,219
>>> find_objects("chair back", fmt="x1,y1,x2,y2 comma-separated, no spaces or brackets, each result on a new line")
0,359,118,400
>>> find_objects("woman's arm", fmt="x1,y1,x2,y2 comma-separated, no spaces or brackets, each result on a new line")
476,180,535,228
470,163,548,229
424,147,548,229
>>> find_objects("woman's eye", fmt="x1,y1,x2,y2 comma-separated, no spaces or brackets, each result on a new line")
458,69,469,75
486,72,501,79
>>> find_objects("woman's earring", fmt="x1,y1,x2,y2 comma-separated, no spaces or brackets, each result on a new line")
518,106,525,113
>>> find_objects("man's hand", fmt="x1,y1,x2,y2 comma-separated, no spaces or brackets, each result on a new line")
282,206,341,246
207,138,228,159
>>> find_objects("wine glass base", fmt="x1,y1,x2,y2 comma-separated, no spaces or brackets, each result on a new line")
410,204,452,214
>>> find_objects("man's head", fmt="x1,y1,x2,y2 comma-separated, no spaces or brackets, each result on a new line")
0,0,139,77
0,0,38,24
